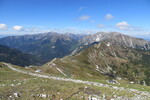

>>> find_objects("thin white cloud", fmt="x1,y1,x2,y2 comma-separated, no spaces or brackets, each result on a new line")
78,7,86,12
79,15,90,21
105,14,114,20
97,24,104,28
13,26,24,31
116,21,129,30
0,24,7,30
116,21,129,27
116,21,143,31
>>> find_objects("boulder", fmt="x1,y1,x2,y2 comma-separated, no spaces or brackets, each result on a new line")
13,92,20,98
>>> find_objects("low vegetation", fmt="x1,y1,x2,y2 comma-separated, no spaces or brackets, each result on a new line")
1,63,145,100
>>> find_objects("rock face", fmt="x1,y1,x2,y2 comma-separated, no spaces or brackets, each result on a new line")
13,92,20,98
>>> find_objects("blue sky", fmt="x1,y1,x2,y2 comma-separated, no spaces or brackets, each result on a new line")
0,0,150,38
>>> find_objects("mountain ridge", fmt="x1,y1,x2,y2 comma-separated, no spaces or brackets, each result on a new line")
0,44,43,66
39,40,150,85
0,31,150,65
0,32,82,62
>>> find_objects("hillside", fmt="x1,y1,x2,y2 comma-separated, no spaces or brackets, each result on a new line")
0,63,150,100
39,40,150,86
0,44,43,66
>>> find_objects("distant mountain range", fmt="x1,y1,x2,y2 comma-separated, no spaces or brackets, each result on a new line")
0,32,150,62
0,32,83,62
71,32,150,55
80,32,150,49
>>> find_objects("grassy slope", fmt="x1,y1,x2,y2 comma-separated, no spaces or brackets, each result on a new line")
34,41,150,86
1,63,145,100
